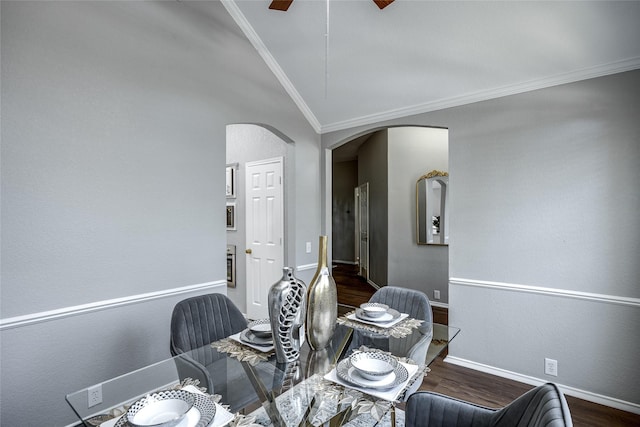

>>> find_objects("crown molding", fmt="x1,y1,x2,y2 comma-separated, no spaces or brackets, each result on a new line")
222,0,322,134
320,57,640,133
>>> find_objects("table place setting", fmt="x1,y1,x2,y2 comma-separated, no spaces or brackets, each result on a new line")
231,319,275,352
323,350,420,402
337,303,423,338
212,319,276,365
94,382,236,427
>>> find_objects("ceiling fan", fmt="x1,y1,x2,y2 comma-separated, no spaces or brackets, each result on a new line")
269,0,394,12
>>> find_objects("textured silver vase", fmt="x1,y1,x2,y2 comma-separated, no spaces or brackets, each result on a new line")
305,235,337,350
268,267,307,363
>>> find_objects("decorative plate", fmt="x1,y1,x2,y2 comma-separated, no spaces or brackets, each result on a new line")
240,329,273,346
349,351,398,380
355,308,401,323
247,319,272,339
359,303,389,318
336,358,408,390
114,392,216,427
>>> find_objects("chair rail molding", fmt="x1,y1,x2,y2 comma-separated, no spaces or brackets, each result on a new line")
296,263,318,272
0,280,227,331
449,277,640,307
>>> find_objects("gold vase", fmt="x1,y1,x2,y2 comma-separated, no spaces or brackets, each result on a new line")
305,235,337,350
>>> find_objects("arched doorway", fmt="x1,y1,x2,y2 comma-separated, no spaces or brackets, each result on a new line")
226,124,294,317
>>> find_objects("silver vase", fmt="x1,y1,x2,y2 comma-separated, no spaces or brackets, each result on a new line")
305,235,337,350
268,267,307,363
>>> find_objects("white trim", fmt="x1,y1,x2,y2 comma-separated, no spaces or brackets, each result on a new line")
320,57,640,133
430,301,448,309
221,0,322,134
296,263,318,272
450,277,640,308
444,356,640,415
0,280,226,331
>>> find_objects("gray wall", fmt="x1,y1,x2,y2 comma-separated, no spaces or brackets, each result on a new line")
357,130,388,286
387,127,449,301
226,124,289,313
332,160,358,263
0,2,320,425
323,71,640,408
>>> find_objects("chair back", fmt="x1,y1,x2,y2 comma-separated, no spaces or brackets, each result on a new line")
494,382,573,427
405,383,573,427
170,293,247,358
370,286,433,325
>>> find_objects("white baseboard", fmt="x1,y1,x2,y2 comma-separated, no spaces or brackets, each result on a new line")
0,280,227,331
444,356,640,415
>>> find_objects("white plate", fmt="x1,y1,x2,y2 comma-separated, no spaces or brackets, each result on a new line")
359,303,389,318
349,351,398,380
355,308,400,323
113,392,216,427
336,358,408,390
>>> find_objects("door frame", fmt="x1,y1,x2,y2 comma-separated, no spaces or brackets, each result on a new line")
355,182,369,280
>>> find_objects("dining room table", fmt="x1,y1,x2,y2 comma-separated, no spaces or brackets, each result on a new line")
66,307,459,427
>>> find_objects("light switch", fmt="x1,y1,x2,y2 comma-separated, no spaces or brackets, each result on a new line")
306,242,312,253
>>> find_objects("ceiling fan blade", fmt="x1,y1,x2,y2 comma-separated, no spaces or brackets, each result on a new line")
269,0,294,11
373,0,394,9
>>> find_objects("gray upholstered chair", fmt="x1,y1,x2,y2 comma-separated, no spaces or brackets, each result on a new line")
170,293,250,407
352,286,433,365
405,383,573,427
170,293,247,356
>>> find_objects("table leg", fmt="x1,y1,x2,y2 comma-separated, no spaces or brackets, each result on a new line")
240,361,286,426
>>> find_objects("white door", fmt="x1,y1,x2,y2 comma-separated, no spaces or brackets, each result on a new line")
356,183,369,280
245,157,284,320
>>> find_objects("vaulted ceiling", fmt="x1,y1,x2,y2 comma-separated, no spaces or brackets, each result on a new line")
223,0,640,134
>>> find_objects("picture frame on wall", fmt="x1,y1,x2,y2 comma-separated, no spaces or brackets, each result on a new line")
226,202,236,230
226,165,236,198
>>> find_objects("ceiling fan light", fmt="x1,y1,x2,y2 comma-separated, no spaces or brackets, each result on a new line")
269,0,294,11
373,0,394,9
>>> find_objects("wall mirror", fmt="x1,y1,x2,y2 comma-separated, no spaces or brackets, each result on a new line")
417,170,449,245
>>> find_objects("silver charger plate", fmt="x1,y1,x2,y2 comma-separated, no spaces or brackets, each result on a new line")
240,329,273,346
336,358,408,390
114,391,216,427
355,307,401,323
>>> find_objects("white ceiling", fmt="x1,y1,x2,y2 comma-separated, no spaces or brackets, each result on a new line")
224,0,640,134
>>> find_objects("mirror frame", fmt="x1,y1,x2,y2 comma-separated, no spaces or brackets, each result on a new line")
416,170,449,246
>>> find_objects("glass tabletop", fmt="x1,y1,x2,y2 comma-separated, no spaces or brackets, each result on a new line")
66,322,459,427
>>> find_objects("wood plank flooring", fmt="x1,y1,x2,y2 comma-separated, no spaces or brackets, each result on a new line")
332,263,640,427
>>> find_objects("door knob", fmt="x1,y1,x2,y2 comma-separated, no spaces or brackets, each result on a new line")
245,249,252,254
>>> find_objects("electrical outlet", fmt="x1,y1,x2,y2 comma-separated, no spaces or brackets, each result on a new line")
87,384,103,408
544,358,558,376
433,290,441,300
306,242,312,253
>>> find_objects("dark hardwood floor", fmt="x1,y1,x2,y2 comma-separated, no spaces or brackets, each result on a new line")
332,262,640,427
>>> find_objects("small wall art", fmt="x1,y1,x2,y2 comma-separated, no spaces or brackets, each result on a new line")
226,165,236,198
226,202,236,230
